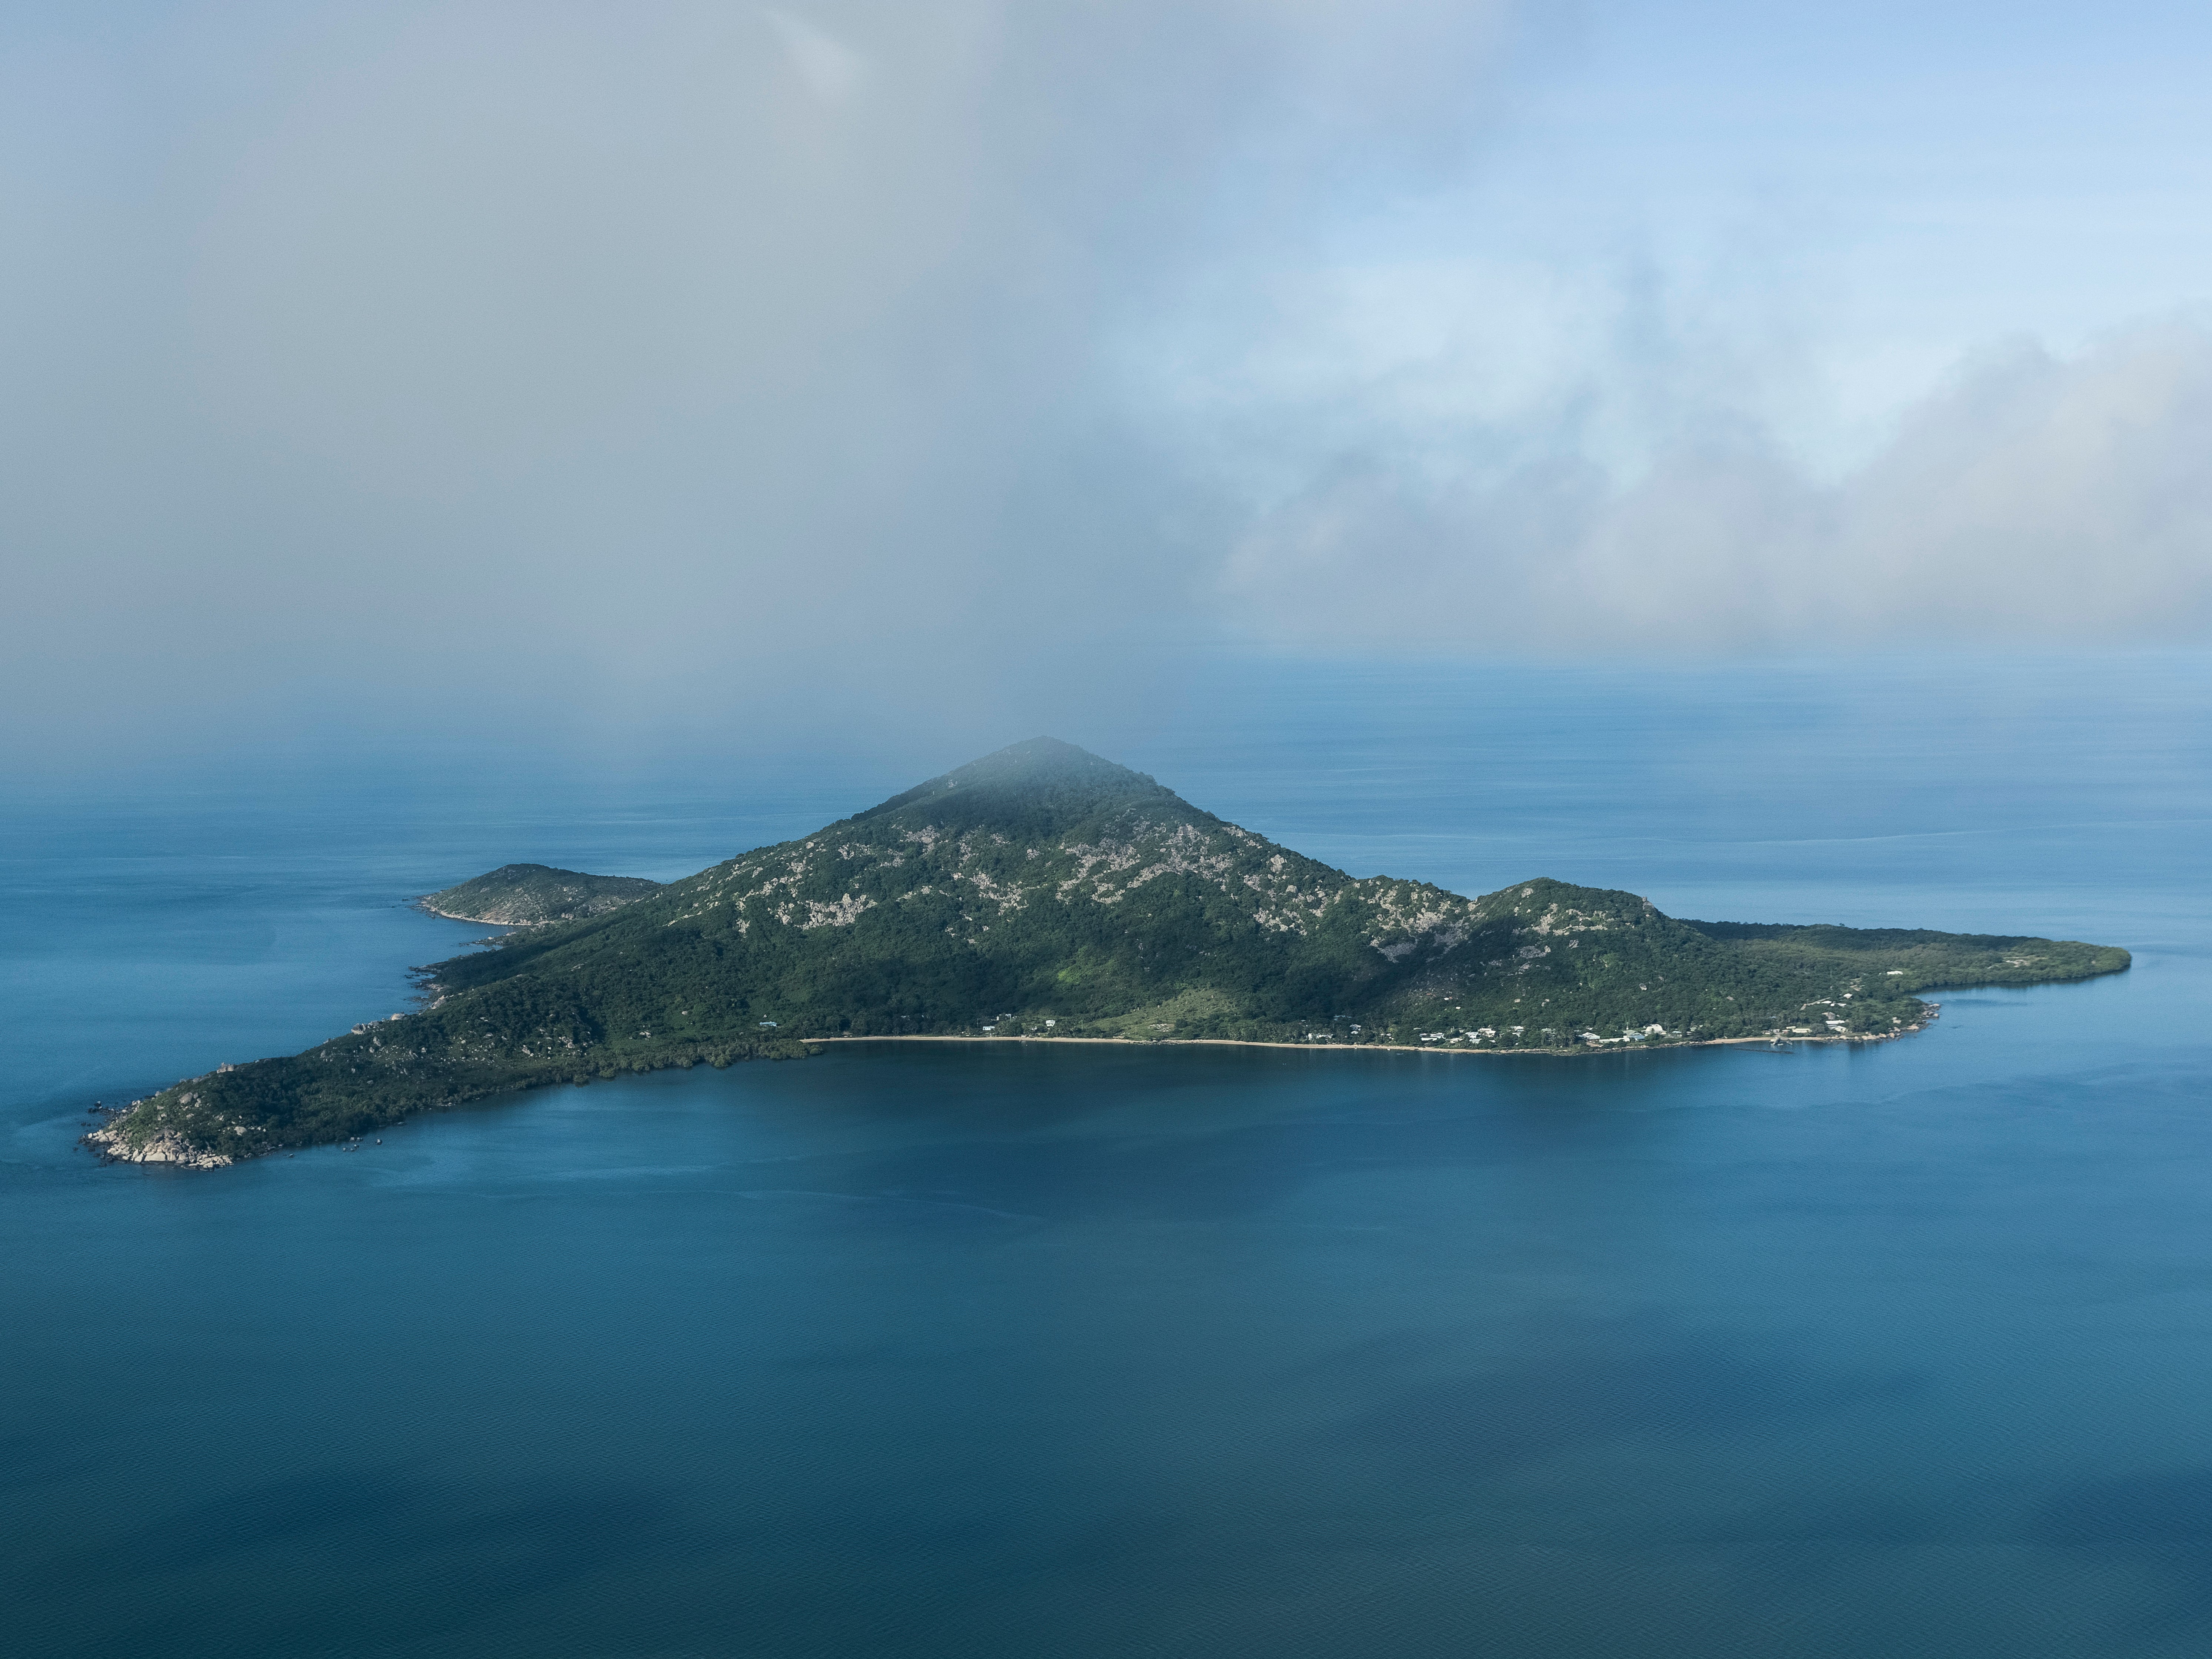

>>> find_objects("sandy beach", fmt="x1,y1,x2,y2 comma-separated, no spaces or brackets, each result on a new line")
809,1023,1926,1059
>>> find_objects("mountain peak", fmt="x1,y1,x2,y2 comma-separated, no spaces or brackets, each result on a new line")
852,738,1187,831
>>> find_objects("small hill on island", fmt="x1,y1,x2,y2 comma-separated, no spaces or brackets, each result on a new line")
420,864,662,925
93,738,2131,1167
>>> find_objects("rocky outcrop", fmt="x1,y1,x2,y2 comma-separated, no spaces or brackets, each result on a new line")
84,1123,233,1169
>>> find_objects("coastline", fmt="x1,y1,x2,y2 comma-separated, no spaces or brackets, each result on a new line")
81,1008,1941,1169
413,901,530,926
809,1019,1932,1059
82,1121,234,1169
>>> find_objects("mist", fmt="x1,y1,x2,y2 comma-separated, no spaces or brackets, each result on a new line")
5,1,2209,776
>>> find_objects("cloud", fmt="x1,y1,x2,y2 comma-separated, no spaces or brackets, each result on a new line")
761,9,866,104
0,0,2206,772
1218,324,2212,650
0,0,1519,761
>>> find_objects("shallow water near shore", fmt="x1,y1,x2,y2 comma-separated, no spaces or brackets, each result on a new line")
6,656,2212,1658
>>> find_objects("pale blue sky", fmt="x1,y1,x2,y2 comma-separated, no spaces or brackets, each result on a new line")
1146,0,2212,470
4,3,2210,765
1491,0,2212,452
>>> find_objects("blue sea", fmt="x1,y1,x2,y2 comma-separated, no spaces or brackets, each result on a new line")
6,657,2210,1658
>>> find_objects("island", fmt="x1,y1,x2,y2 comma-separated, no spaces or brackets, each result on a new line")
419,863,663,925
89,738,2131,1167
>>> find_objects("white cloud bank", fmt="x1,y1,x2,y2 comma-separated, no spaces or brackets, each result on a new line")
1222,325,2212,649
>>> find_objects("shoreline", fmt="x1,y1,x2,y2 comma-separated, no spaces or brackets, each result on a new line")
81,1121,234,1169
89,1012,1938,1169
414,901,531,926
809,1022,1930,1059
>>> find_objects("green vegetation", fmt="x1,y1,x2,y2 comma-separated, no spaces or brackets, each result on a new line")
419,863,662,925
95,738,2130,1166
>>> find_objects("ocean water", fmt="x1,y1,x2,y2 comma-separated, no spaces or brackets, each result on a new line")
5,656,2211,1658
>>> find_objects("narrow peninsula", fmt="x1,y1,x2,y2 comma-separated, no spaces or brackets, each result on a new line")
92,739,2131,1167
419,863,663,925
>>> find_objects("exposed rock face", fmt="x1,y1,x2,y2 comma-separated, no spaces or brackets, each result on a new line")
85,1123,233,1169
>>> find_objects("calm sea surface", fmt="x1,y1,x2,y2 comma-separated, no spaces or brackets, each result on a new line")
6,658,2211,1658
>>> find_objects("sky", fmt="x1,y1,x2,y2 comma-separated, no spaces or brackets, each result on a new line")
5,1,2211,772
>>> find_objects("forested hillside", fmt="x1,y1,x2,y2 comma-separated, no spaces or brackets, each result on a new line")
93,739,2129,1165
